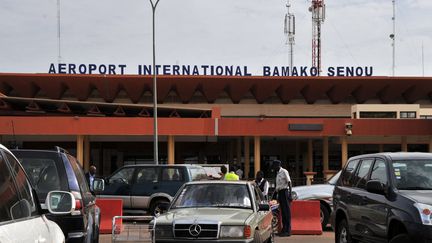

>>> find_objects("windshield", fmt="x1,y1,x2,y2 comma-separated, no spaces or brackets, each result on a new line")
392,160,432,190
172,184,252,209
327,171,341,185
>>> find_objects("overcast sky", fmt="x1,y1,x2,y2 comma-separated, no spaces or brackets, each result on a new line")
0,0,431,76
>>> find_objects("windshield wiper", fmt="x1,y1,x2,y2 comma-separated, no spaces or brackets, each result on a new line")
399,186,432,190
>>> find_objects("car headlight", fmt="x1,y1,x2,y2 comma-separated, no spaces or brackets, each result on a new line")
155,225,173,238
220,226,244,238
291,191,298,200
414,203,432,225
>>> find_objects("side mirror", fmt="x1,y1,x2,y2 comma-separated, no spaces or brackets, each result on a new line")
46,191,76,215
258,203,270,211
93,178,105,192
159,202,170,212
366,180,386,195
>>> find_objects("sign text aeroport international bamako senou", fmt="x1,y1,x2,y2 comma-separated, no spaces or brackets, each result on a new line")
48,63,374,77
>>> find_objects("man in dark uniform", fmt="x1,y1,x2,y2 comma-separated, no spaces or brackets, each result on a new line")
273,160,292,237
85,165,97,192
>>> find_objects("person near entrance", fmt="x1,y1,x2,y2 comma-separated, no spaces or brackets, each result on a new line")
225,165,240,181
85,165,97,192
255,171,269,199
273,160,292,237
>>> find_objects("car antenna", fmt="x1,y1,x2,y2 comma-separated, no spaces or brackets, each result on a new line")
11,120,18,149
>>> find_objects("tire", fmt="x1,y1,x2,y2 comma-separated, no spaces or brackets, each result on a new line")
320,203,330,230
265,229,275,243
389,234,411,243
335,219,355,243
150,199,169,216
253,230,262,243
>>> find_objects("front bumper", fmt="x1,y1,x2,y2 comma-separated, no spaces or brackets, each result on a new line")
405,222,432,243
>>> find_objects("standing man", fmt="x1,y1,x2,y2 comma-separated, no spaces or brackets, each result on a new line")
85,165,97,192
273,160,292,237
255,171,269,199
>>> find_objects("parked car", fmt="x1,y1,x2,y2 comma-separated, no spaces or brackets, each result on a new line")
97,164,208,215
291,171,341,229
12,147,102,243
0,144,73,243
154,181,274,243
332,152,432,243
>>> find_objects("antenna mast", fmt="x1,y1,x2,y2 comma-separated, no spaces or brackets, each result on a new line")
390,0,396,76
310,0,325,75
284,0,295,68
57,0,62,64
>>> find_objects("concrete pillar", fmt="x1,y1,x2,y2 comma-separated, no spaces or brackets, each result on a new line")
401,136,408,152
341,136,348,168
323,137,329,172
379,144,384,153
429,137,432,153
307,139,313,172
244,137,250,179
76,135,85,167
168,135,175,165
84,136,90,171
254,136,261,175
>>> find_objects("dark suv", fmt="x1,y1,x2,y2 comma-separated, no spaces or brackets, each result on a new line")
332,152,432,243
12,148,101,243
97,164,208,215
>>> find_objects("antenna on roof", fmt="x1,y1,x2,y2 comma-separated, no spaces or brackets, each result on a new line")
390,0,396,76
284,0,296,68
11,120,17,149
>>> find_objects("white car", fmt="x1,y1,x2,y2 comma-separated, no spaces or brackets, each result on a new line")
0,144,76,243
291,171,341,229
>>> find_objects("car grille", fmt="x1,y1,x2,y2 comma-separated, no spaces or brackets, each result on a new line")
155,225,173,239
174,223,219,239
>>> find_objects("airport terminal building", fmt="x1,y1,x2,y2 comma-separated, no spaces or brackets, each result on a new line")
1,73,432,184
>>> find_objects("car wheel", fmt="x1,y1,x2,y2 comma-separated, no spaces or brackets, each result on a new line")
150,199,169,216
320,203,330,229
336,219,355,243
271,209,280,233
265,229,275,243
389,234,411,243
253,230,262,243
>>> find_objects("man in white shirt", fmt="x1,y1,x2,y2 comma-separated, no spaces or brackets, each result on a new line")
273,160,292,237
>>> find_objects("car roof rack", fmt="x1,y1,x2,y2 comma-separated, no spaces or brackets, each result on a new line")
55,146,70,154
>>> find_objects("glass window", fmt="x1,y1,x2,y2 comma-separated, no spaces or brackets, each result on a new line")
110,167,136,184
0,154,21,223
18,157,61,201
172,184,252,209
4,152,38,218
189,168,208,181
161,168,184,181
359,112,397,118
341,159,359,187
68,155,93,205
400,111,416,119
136,167,158,183
392,160,432,190
354,159,374,189
370,159,387,185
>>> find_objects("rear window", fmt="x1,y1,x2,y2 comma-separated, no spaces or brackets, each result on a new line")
12,151,68,203
189,167,208,181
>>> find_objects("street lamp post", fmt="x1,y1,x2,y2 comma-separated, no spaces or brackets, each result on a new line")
150,0,160,164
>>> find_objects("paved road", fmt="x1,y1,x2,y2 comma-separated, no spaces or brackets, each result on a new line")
100,231,334,243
